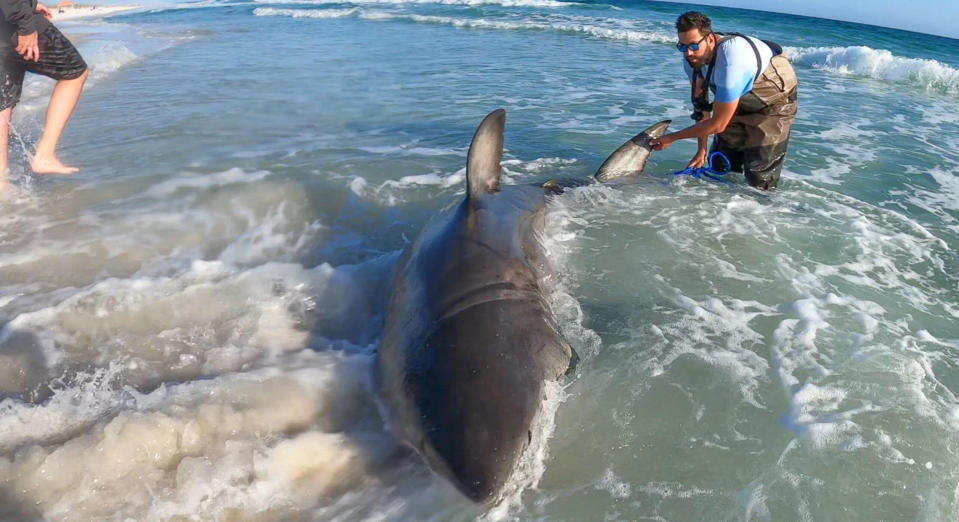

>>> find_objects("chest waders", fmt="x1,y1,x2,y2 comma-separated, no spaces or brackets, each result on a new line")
692,33,799,190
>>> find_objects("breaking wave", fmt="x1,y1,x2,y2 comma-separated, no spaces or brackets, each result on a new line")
786,45,959,93
252,7,675,44
255,0,582,7
252,5,959,95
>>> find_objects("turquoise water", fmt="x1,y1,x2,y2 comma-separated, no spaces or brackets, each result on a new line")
1,0,958,519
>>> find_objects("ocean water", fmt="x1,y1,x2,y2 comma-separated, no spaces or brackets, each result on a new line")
1,0,958,519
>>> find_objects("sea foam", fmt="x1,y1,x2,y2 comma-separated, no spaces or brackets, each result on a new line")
254,0,580,7
253,7,675,44
252,4,959,96
786,45,959,94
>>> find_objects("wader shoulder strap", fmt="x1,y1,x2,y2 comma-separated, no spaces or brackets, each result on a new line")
690,33,785,116
689,64,715,116
720,32,763,82
689,40,723,115
763,39,783,57
691,68,701,105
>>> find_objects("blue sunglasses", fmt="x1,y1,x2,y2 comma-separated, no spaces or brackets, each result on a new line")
676,34,708,52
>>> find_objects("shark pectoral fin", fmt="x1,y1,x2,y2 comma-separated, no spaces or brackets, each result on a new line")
594,119,672,182
466,109,506,199
565,343,580,376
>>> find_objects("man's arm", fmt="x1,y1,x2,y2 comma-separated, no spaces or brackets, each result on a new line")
14,29,37,60
36,2,52,20
650,98,739,151
0,0,40,35
1,0,41,61
690,76,710,167
690,113,710,168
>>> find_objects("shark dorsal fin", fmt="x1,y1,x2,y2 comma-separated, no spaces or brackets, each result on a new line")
466,109,505,199
594,120,671,182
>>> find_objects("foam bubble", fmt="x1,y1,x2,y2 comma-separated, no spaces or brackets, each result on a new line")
0,253,392,407
923,167,959,212
347,168,466,206
806,158,851,186
356,144,462,157
596,468,632,499
781,383,858,448
0,167,326,296
253,6,359,18
0,351,392,521
394,171,466,187
737,481,770,520
636,482,715,499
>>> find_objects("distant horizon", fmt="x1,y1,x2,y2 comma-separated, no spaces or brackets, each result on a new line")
78,0,959,41
651,0,959,41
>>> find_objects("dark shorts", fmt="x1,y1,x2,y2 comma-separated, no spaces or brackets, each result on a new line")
1,25,87,111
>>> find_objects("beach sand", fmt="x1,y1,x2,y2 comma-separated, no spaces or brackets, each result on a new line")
50,4,141,21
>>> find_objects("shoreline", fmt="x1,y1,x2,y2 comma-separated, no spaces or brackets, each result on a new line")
50,4,141,21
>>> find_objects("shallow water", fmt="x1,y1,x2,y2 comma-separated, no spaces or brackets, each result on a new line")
1,0,958,519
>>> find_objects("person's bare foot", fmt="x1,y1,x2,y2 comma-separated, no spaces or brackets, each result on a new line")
31,154,79,175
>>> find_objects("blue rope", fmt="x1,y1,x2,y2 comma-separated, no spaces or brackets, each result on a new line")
670,151,732,183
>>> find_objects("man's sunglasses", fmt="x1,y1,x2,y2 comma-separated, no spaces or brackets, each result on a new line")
676,34,708,53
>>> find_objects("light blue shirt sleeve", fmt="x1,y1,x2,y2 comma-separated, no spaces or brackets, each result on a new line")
712,38,759,103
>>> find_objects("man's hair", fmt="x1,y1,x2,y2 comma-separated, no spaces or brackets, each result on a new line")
676,11,712,34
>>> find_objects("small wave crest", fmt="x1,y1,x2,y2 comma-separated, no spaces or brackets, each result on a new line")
251,5,959,95
16,40,140,115
786,45,959,94
253,7,674,44
82,40,140,79
254,0,581,8
253,6,359,18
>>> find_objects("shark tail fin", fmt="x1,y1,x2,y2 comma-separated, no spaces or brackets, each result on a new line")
594,119,671,182
466,109,505,199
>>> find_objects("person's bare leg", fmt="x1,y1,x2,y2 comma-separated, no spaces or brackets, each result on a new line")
1,107,11,172
0,107,11,191
31,68,88,175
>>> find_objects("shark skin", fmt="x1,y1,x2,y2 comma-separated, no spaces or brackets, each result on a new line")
376,109,573,503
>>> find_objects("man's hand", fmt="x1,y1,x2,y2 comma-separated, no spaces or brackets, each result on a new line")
687,149,707,168
16,31,39,62
649,135,674,151
36,3,53,20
